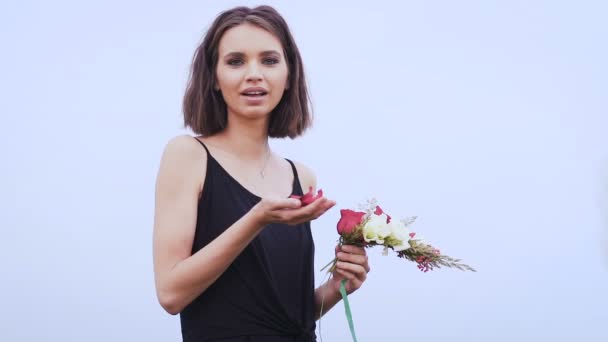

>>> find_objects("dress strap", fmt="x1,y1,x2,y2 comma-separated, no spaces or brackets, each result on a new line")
193,137,210,156
285,158,305,195
285,158,299,180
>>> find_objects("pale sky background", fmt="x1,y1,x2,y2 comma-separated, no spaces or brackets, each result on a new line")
2,0,608,341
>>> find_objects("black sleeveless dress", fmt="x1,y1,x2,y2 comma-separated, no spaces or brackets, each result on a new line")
180,138,317,342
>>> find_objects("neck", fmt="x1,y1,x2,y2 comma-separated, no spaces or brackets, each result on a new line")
211,113,271,160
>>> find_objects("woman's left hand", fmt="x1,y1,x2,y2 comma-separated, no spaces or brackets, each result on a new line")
329,244,370,295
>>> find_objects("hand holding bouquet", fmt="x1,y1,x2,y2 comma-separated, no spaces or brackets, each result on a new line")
318,198,475,342
293,188,475,341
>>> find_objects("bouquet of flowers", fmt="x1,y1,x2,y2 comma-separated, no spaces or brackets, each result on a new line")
322,198,476,273
319,199,475,341
292,189,475,342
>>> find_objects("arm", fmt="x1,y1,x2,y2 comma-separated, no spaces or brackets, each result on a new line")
313,274,343,321
293,161,370,321
153,138,334,315
153,135,266,314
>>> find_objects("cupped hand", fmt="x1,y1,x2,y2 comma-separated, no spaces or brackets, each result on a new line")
329,244,370,295
252,194,336,226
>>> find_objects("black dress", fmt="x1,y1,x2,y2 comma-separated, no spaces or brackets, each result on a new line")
180,138,317,342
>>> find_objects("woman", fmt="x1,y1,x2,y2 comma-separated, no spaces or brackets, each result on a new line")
153,5,370,341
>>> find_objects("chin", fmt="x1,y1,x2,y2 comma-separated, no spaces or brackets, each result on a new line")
240,106,274,119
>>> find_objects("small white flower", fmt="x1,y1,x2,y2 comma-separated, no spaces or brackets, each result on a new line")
362,214,390,244
389,221,410,241
387,221,411,251
400,216,417,227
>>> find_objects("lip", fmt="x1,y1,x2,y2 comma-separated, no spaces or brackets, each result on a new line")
240,87,268,95
241,94,267,105
240,87,268,105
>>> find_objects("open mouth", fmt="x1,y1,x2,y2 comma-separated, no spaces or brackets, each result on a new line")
241,90,268,97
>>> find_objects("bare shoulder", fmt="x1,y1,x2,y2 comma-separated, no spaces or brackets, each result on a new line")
163,134,205,157
158,134,207,193
160,135,207,173
291,160,317,192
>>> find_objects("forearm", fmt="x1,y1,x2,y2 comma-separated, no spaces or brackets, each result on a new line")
158,210,264,314
313,281,342,321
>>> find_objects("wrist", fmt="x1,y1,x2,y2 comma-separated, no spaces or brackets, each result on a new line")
247,203,268,231
322,278,341,299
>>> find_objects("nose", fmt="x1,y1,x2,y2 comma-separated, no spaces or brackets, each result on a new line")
245,62,263,82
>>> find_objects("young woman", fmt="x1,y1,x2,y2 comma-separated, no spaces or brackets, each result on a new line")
153,6,370,341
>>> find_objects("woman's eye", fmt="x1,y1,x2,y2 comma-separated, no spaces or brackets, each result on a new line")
263,58,279,65
227,59,243,66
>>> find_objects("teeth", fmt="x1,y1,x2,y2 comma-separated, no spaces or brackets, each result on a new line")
243,91,265,95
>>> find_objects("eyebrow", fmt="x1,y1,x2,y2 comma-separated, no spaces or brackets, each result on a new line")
222,50,282,58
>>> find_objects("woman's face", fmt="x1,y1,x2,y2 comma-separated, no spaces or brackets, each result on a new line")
215,23,289,122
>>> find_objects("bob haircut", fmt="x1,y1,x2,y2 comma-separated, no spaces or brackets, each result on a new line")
183,5,312,138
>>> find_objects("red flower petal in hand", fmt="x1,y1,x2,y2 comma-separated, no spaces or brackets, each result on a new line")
290,186,323,206
374,205,392,223
337,209,366,234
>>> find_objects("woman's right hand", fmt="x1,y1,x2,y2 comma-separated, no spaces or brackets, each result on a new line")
251,195,336,226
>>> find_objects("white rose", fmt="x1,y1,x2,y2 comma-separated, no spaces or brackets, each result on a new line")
362,214,391,244
387,221,411,251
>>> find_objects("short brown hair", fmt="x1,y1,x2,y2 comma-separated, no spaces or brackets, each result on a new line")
183,6,312,138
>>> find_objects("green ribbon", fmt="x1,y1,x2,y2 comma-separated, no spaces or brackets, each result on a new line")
339,279,358,342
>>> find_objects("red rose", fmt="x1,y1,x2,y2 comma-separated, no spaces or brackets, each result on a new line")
290,186,323,206
373,205,391,223
337,209,366,234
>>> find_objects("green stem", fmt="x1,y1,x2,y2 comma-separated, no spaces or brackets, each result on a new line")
320,257,337,272
320,239,345,273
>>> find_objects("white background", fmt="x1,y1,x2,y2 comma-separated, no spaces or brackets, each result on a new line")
2,0,607,340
